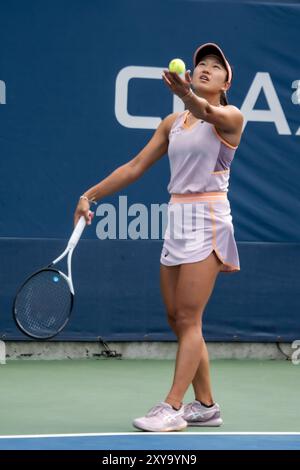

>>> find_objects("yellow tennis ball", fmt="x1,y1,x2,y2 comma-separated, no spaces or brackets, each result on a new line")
168,58,186,75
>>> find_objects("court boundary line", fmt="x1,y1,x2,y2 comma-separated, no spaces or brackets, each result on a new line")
0,432,299,439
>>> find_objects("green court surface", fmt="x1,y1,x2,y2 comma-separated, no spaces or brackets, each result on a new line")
0,359,299,435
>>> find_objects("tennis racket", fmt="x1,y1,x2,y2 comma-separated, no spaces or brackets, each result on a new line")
13,216,87,339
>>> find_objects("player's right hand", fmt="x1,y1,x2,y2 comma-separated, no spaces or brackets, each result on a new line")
74,199,94,227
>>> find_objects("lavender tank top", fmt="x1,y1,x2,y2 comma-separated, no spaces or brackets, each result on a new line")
167,111,238,194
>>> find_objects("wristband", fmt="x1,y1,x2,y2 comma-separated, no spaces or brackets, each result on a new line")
80,195,97,206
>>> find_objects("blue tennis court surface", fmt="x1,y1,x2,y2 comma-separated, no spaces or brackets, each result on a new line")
0,433,299,450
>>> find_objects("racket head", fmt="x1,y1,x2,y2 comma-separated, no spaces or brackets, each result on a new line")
13,267,74,340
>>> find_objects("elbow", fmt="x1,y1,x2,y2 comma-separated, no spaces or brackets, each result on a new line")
193,100,210,120
126,159,145,182
123,162,143,183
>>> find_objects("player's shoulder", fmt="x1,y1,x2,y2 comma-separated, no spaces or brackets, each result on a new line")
224,104,240,112
224,105,244,125
225,105,243,117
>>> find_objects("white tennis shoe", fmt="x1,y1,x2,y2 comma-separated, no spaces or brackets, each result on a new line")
183,400,223,426
133,401,187,432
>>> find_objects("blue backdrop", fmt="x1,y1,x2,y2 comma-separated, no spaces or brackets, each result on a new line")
0,0,299,341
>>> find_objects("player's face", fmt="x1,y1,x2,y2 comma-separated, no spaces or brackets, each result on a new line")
193,54,228,92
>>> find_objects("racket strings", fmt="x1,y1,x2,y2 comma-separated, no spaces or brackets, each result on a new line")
14,270,72,338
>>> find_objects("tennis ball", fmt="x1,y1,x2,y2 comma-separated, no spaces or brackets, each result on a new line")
168,58,186,75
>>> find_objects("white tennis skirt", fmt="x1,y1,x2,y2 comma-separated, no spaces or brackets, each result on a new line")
160,192,240,273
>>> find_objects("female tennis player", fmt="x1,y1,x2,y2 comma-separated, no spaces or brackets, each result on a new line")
74,43,244,432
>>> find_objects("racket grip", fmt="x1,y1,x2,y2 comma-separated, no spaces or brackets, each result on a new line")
67,216,87,249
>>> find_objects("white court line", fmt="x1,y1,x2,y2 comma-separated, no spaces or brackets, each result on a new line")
0,432,299,439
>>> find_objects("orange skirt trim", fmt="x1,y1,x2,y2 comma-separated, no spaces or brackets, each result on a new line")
170,192,227,203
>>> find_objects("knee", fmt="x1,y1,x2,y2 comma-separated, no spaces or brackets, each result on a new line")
174,307,203,333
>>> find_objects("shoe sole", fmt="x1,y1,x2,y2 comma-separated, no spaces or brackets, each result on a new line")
186,418,223,427
133,422,188,432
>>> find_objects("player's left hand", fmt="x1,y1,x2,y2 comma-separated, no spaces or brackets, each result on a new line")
162,70,192,98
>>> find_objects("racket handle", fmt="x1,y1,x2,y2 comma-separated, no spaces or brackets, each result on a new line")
67,216,87,249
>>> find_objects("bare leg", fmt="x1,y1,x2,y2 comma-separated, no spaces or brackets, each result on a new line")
192,340,214,405
160,252,222,409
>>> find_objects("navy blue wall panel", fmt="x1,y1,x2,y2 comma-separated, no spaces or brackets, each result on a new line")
0,239,299,342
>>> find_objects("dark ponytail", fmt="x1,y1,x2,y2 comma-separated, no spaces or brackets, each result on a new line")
220,65,233,106
220,90,228,106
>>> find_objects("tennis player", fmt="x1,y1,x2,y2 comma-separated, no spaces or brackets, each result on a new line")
74,43,244,432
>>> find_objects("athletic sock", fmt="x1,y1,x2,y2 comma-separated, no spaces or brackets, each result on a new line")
171,404,182,411
197,400,215,408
